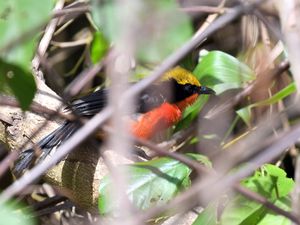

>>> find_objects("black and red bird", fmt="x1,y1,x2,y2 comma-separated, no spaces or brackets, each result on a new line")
13,67,215,176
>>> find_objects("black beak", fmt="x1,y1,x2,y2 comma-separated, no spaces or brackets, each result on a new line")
198,86,215,95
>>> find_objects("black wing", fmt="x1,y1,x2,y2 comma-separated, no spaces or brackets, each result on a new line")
13,79,189,176
68,80,175,115
69,78,199,116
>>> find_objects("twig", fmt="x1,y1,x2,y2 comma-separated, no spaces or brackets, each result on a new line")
32,0,65,71
56,1,90,26
134,137,212,174
33,200,73,217
31,195,68,210
193,0,226,38
293,155,300,223
0,96,74,121
50,39,90,48
274,0,300,92
104,125,210,174
63,52,112,98
180,6,228,14
157,124,197,150
253,9,283,42
52,6,90,18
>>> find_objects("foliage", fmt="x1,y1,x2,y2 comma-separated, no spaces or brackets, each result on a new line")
0,201,35,225
91,0,193,63
98,153,211,215
193,164,294,225
0,0,53,109
237,83,296,126
90,31,109,64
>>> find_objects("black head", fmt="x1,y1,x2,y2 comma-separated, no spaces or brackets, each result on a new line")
175,82,215,100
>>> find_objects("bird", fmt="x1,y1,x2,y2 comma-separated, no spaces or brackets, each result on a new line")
13,66,215,176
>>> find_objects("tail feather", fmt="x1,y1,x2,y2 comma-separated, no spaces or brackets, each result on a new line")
13,149,35,177
13,88,108,177
13,121,80,176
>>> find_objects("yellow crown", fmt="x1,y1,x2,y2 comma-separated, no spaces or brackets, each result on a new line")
162,66,200,87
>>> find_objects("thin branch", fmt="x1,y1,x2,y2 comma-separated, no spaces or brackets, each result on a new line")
63,50,117,99
32,0,65,71
135,137,212,174
33,201,73,217
50,39,90,48
29,195,67,211
0,96,74,121
274,0,300,92
52,6,90,18
180,6,228,14
104,125,211,174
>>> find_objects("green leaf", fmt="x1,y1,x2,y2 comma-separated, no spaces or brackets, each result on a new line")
219,164,294,225
91,0,193,63
193,50,255,94
192,202,218,225
237,82,296,125
0,201,35,225
0,60,36,110
175,95,209,131
236,107,251,127
260,164,294,198
0,0,53,68
257,197,291,225
90,31,109,64
0,0,52,109
221,197,266,225
98,153,211,214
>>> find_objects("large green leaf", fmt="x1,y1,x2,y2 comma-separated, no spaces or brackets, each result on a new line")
220,164,294,225
91,0,193,63
194,50,255,94
236,82,296,126
0,60,37,110
0,0,53,68
98,153,211,214
0,201,35,225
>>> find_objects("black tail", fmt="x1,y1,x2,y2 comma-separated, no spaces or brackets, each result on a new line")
13,88,109,177
13,121,80,177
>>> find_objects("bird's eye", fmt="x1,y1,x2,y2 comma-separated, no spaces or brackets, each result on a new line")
200,86,207,91
184,84,192,91
141,94,150,101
